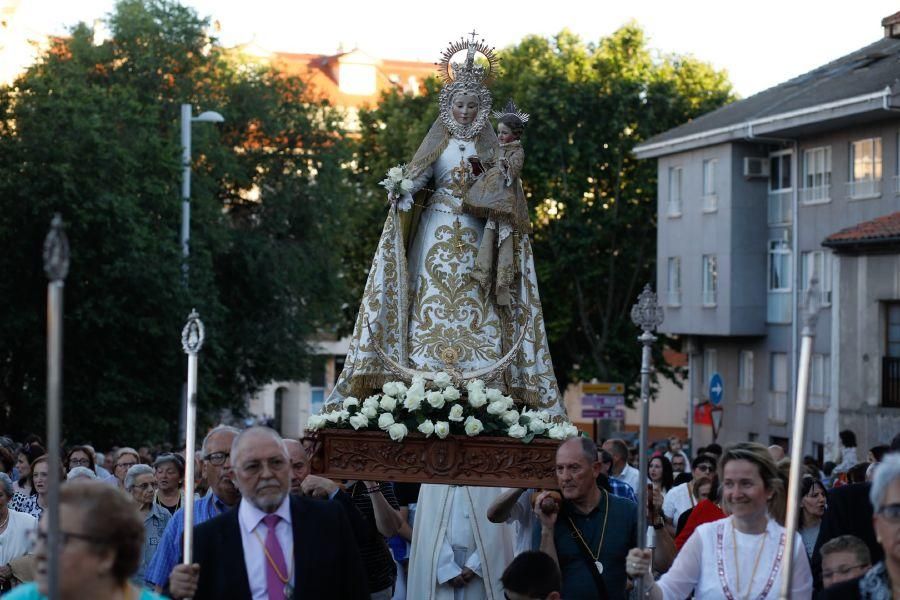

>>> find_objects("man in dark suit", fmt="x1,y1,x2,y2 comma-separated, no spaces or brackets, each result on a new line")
168,426,368,599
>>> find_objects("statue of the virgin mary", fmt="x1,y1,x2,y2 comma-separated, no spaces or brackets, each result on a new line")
327,34,563,414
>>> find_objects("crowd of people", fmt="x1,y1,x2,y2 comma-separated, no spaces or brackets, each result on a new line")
0,428,898,599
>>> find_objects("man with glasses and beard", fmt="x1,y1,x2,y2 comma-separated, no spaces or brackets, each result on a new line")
166,427,367,600
145,425,241,593
661,454,717,534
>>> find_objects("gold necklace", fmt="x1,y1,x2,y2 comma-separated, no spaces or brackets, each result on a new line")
252,527,293,584
732,522,768,600
566,490,609,574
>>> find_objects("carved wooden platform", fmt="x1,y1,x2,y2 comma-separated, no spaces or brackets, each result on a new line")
311,430,560,488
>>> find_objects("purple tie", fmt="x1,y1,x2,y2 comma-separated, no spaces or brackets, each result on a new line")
262,514,288,600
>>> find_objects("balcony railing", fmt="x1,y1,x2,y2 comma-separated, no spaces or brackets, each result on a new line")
666,290,682,306
702,193,718,212
767,291,792,324
767,189,792,225
768,391,788,423
799,185,830,204
848,178,881,200
883,356,900,408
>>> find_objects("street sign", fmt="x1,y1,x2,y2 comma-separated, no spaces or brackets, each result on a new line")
581,394,625,408
709,373,724,406
583,407,625,420
711,405,724,441
583,382,625,395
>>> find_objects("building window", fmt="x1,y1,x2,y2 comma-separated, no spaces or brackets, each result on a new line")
769,352,788,423
800,250,832,306
667,257,681,306
703,348,717,397
849,137,882,199
702,159,718,212
738,350,754,403
768,151,793,224
668,167,683,217
702,254,717,306
884,303,900,408
800,146,831,204
768,240,792,323
809,353,830,410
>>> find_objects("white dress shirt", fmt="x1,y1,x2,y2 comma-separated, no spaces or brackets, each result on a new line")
238,495,294,600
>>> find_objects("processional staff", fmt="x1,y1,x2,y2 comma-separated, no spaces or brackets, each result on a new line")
180,310,205,565
43,214,69,600
630,284,664,599
778,279,822,599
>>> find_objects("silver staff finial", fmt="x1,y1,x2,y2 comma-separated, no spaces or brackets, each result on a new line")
181,309,205,355
630,284,664,333
43,214,70,282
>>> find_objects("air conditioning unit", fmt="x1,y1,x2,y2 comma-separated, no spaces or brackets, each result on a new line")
743,157,770,178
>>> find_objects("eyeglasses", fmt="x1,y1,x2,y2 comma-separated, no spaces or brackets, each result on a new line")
28,529,107,552
116,461,137,470
68,458,91,467
695,464,714,473
204,452,230,466
876,503,900,522
133,481,159,491
822,563,869,579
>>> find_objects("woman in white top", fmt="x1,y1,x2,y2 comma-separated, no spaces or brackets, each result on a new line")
626,442,813,599
0,473,37,590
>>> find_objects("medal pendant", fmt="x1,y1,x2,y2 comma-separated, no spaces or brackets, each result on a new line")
284,583,294,599
595,560,603,575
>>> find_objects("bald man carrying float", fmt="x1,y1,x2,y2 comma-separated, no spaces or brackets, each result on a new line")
168,427,367,600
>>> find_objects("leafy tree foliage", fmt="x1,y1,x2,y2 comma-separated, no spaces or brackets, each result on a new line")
0,0,351,445
354,26,734,397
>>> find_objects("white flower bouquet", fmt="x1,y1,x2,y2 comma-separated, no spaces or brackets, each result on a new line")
306,374,579,443
379,164,414,211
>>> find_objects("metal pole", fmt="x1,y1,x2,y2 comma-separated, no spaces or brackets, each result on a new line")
779,280,821,599
630,284,664,599
43,214,69,600
180,310,205,565
686,341,695,455
180,103,192,283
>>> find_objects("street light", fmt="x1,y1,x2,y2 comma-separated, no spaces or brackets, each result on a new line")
180,103,224,283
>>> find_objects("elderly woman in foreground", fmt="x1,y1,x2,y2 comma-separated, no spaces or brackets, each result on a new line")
824,452,900,598
2,480,166,600
626,442,812,599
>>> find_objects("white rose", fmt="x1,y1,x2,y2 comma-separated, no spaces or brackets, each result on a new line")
528,418,547,434
501,410,520,426
405,382,426,407
433,372,452,389
565,423,580,438
382,382,401,397
508,423,528,439
467,389,488,408
380,395,398,412
448,404,464,422
394,382,408,396
464,416,484,437
400,178,414,192
466,379,486,395
486,400,507,415
485,387,503,402
363,395,381,410
548,424,568,440
418,420,435,437
537,411,551,422
342,397,359,410
503,395,516,409
360,405,378,419
434,421,450,439
339,410,350,421
324,410,342,423
412,374,425,387
388,422,409,442
387,166,403,180
426,391,446,409
403,393,423,412
442,386,461,401
349,413,369,430
306,414,326,430
378,412,395,430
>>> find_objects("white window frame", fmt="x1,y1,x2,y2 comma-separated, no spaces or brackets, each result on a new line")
800,146,831,204
768,150,793,225
668,166,683,217
769,150,793,193
809,353,830,410
702,159,718,212
667,257,682,307
800,250,832,306
769,352,788,423
768,240,791,292
738,350,754,404
767,240,792,323
702,254,717,307
849,137,882,200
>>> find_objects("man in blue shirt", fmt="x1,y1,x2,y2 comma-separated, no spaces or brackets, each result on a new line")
598,449,638,504
145,425,241,592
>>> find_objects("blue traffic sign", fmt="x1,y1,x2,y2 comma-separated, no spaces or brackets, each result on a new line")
709,373,724,406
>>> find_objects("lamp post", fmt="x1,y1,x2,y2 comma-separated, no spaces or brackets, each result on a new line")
630,284,664,599
180,103,224,282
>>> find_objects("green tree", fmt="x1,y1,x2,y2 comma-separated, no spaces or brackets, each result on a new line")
353,25,735,397
0,0,352,445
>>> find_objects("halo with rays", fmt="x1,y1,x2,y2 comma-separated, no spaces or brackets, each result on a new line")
436,34,499,84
